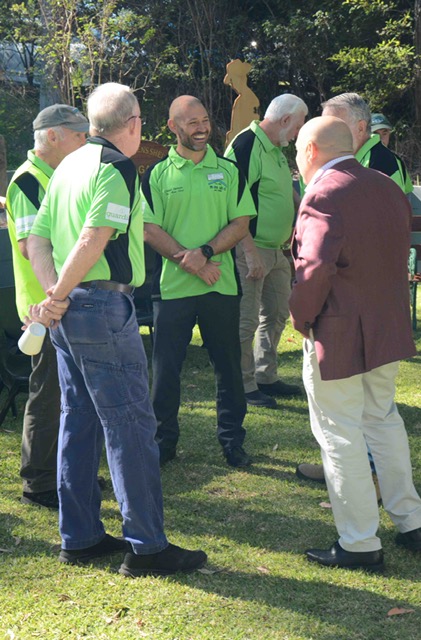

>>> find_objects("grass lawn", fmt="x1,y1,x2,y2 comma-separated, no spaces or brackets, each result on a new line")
0,301,420,639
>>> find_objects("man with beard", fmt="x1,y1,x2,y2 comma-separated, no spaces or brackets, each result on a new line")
142,95,256,467
225,94,307,409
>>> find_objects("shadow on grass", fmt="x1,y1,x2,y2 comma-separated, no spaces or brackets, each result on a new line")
397,403,421,428
174,569,421,640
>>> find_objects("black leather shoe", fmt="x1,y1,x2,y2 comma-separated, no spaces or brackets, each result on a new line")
21,490,59,510
119,543,207,577
306,541,384,573
245,390,277,409
159,447,176,467
59,534,131,564
258,380,302,397
396,527,421,551
224,446,252,468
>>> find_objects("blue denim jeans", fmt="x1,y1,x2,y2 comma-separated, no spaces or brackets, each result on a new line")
50,286,167,553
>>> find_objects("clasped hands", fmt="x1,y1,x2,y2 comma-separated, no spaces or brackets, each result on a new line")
22,288,70,330
174,248,221,286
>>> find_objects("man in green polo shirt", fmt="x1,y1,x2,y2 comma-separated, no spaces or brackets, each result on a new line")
5,104,89,509
142,95,256,468
27,82,206,576
225,94,308,409
322,93,407,192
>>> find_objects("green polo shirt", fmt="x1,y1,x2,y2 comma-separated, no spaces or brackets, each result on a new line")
141,145,256,300
5,150,53,320
225,120,294,248
355,134,408,193
31,137,145,286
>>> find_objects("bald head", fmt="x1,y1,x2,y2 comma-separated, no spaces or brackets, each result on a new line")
296,116,354,184
169,95,205,122
168,95,211,162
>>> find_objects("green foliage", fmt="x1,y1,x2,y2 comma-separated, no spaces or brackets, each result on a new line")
0,85,38,167
0,0,420,168
331,40,414,109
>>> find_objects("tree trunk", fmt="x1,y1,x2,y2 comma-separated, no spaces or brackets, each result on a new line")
414,0,421,136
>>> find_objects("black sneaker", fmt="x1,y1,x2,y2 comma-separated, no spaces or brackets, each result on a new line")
224,446,252,468
21,490,59,510
258,380,302,397
119,542,207,577
396,527,421,551
245,390,277,409
59,534,131,564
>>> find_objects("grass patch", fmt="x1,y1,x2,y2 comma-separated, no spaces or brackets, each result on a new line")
0,301,420,639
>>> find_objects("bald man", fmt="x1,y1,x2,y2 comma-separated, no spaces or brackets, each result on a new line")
289,116,421,572
142,95,256,468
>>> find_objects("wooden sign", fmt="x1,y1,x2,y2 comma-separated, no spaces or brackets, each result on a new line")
131,140,168,177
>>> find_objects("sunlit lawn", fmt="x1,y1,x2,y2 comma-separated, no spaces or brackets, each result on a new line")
0,299,420,639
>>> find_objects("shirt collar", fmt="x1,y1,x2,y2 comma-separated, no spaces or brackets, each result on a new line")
250,120,281,153
27,149,54,179
168,144,218,168
307,155,354,188
355,134,380,162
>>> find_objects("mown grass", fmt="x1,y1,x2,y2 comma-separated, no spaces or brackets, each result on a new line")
0,301,420,640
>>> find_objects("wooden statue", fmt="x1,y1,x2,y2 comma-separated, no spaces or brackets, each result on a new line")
224,59,260,148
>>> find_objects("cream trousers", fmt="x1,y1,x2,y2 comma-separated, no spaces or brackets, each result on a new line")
303,335,421,552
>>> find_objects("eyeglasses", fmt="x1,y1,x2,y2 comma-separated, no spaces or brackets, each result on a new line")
126,115,142,124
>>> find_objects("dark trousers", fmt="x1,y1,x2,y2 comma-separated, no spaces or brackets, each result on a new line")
20,333,60,493
152,293,247,453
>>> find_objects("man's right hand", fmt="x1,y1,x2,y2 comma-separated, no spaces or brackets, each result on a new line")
27,296,70,329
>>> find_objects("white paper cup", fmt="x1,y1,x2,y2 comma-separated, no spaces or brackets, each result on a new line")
18,322,47,356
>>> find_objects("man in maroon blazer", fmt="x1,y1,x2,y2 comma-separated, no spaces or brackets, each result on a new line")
289,116,421,572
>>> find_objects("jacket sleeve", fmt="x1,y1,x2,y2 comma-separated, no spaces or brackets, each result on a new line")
289,191,344,336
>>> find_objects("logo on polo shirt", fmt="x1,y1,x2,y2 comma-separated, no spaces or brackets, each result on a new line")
207,173,226,191
105,202,130,224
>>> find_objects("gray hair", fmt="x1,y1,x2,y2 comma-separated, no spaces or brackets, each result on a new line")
34,126,65,152
87,82,139,135
322,93,371,129
264,94,308,122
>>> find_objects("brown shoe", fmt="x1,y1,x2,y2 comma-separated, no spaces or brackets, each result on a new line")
296,463,326,484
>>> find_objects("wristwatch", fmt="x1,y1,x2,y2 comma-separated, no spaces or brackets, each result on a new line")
200,244,214,259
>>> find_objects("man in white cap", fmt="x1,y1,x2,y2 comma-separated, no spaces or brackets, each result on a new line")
371,112,413,195
5,104,89,509
371,112,393,147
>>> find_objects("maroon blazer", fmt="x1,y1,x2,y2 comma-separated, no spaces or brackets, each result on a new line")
289,158,416,381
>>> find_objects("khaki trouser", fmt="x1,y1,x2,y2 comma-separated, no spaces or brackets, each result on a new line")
236,245,291,393
303,335,421,551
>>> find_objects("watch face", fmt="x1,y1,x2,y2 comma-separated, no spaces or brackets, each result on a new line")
201,244,214,259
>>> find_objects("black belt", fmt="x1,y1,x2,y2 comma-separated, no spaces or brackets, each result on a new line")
78,280,135,294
